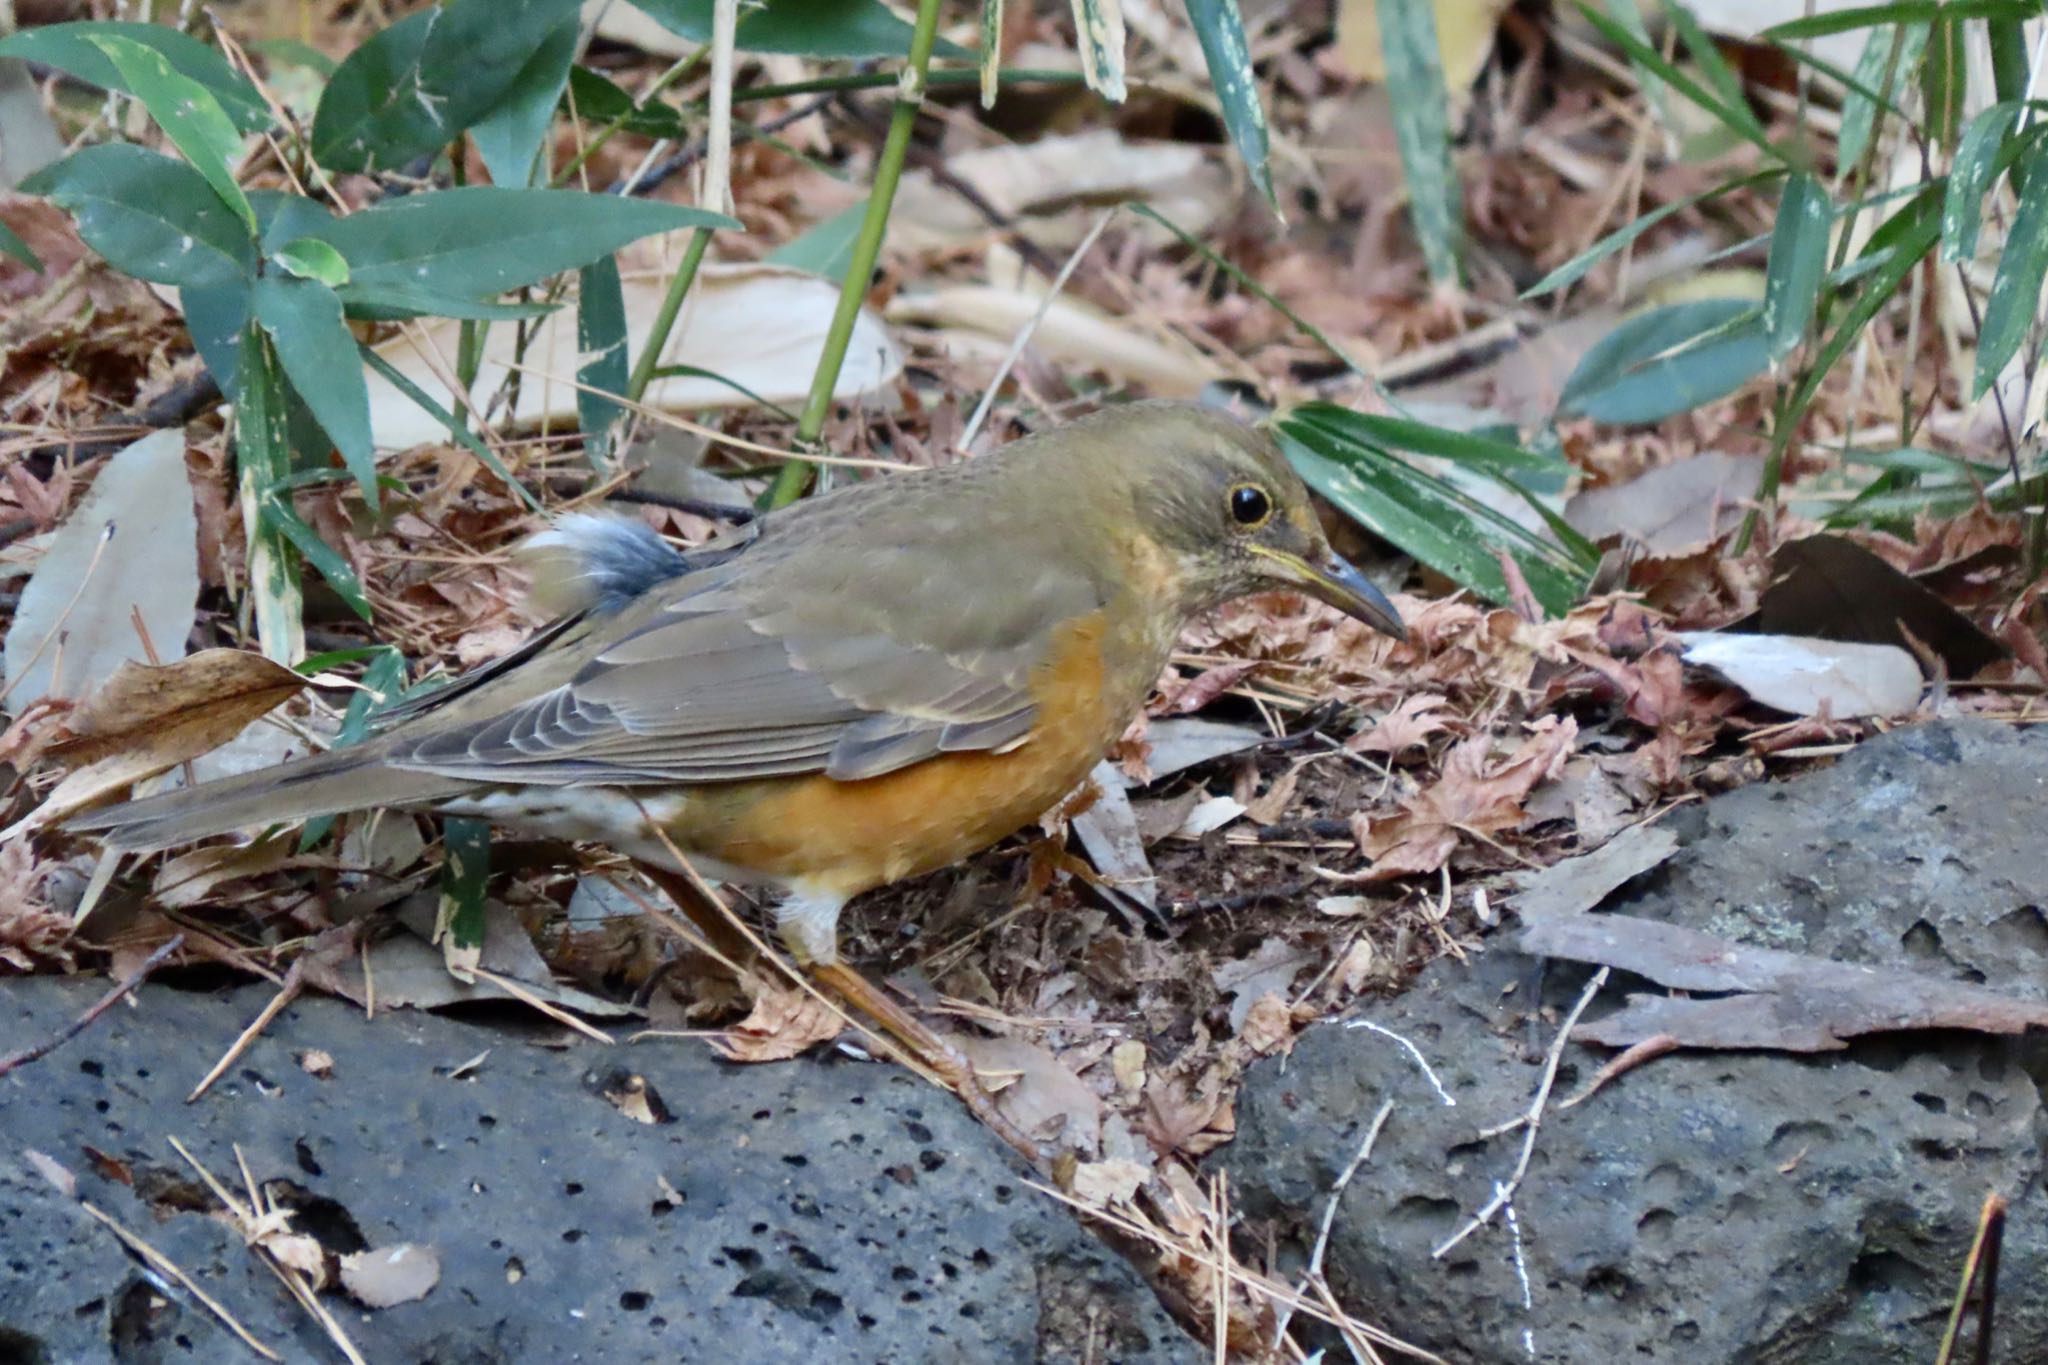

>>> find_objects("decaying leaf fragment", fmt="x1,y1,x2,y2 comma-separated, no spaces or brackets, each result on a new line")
1354,716,1577,879
11,649,308,835
1520,911,2048,1052
339,1243,441,1308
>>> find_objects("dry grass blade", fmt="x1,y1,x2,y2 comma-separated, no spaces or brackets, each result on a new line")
76,1200,283,1361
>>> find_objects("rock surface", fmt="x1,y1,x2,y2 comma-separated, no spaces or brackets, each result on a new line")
1,980,1188,1364
1225,719,2048,1362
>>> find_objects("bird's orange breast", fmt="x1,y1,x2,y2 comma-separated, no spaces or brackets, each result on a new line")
663,611,1121,897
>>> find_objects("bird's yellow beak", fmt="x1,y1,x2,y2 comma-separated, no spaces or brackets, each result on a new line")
1250,546,1407,641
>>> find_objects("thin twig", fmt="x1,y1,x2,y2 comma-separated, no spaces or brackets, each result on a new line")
960,207,1117,449
1272,1099,1394,1354
1433,968,1609,1259
0,935,185,1080
186,957,306,1102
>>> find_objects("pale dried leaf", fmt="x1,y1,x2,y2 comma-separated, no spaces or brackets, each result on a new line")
1069,1157,1150,1209
713,978,845,1063
1678,633,1922,719
1508,823,1680,919
339,1244,441,1308
1238,992,1295,1054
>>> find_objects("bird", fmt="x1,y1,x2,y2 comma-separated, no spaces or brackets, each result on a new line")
64,402,1406,1154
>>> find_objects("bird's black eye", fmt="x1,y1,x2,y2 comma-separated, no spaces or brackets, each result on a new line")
1229,484,1272,527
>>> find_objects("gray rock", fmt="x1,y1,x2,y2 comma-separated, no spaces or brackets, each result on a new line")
1225,719,2048,1362
1,980,1188,1364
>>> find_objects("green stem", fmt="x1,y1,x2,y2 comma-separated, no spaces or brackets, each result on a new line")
772,0,947,508
450,138,483,431
626,225,714,403
733,65,1078,105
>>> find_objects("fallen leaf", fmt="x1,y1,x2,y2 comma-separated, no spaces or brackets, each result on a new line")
1356,716,1578,879
339,1244,440,1309
296,1049,335,1079
1349,693,1452,758
311,907,638,1021
1069,759,1157,910
1069,1157,1150,1209
1758,535,2005,679
887,285,1218,396
1110,1040,1147,1097
149,841,302,910
1520,912,2048,1051
0,840,70,971
957,1034,1104,1151
1507,823,1680,918
1564,452,1761,557
713,976,846,1063
1140,1067,1235,1158
1334,0,1512,93
2,430,198,706
1211,939,1315,1032
1677,632,1922,719
1173,795,1247,839
1238,992,1295,1055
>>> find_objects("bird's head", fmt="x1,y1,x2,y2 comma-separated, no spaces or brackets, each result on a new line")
1052,403,1407,640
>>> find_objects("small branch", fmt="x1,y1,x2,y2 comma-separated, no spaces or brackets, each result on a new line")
0,935,185,1080
186,956,305,1102
1432,967,1609,1259
1273,1099,1395,1354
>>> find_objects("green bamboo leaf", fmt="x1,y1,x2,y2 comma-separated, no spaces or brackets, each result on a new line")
565,67,691,139
1663,1,1759,139
630,0,970,58
1974,145,2048,398
299,647,407,847
1560,298,1771,424
471,15,578,187
1277,417,1588,616
1944,102,2020,262
260,491,372,621
1071,0,1129,102
234,327,305,664
254,275,377,503
20,144,254,289
1766,0,2035,39
1523,170,1783,298
271,237,350,286
0,220,40,271
359,343,545,513
1763,173,1832,359
1184,0,1273,206
311,0,584,174
86,34,255,232
1377,0,1461,283
1988,13,2029,103
1920,9,1966,150
0,21,268,130
576,254,629,472
1321,409,1566,473
438,818,491,968
1835,23,1926,170
769,198,867,284
980,0,1004,106
1575,4,1777,158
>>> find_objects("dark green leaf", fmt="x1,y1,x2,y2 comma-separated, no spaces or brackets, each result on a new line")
1988,14,2029,104
260,491,373,621
1765,0,2035,39
318,187,735,305
248,37,337,78
0,21,267,130
1943,101,2019,262
1320,409,1565,472
1763,173,1831,358
576,254,629,472
254,275,377,502
472,15,578,187
271,237,350,286
438,818,491,954
181,281,252,390
767,198,866,283
299,647,407,847
310,0,584,174
20,144,253,288
86,33,255,231
0,220,40,271
1974,145,2048,398
1278,416,1588,616
1560,298,1771,423
1664,1,1759,138
1184,0,1273,206
631,0,970,59
1920,8,1966,149
1377,0,1461,283
340,284,560,321
565,67,692,139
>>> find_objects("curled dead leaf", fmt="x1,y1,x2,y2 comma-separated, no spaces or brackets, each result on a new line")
713,977,846,1063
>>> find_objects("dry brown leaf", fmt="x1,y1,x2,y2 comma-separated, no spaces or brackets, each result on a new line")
1110,1039,1147,1097
1238,993,1295,1055
14,650,308,835
957,1034,1104,1151
1349,693,1453,757
150,841,301,910
712,977,846,1063
339,1244,441,1309
1069,1157,1151,1209
297,1049,335,1079
0,840,70,972
1508,823,1680,918
1355,716,1578,880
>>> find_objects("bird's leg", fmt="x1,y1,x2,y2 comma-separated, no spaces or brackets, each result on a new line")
776,889,1045,1167
804,959,1045,1167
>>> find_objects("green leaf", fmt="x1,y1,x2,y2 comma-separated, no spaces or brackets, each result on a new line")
20,144,253,288
1575,4,1777,158
260,490,373,621
576,254,629,472
1664,1,1759,139
1324,410,1566,473
1762,173,1832,358
254,275,378,503
0,21,268,131
310,0,584,174
565,66,691,139
338,284,561,322
1974,145,2048,398
1943,101,2019,263
248,37,337,78
86,33,255,232
631,0,971,59
1523,170,1783,298
1920,8,1966,150
359,342,545,513
1070,0,1129,102
299,647,407,847
0,220,41,271
318,187,736,306
768,198,867,283
181,280,252,390
1836,23,1926,170
1560,298,1771,424
1764,0,2036,40
1277,413,1589,617
1376,0,1461,284
271,236,350,286
471,15,578,187
438,818,491,960
1184,0,1273,207
234,327,306,664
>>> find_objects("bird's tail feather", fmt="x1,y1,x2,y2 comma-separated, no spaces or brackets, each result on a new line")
64,743,470,850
